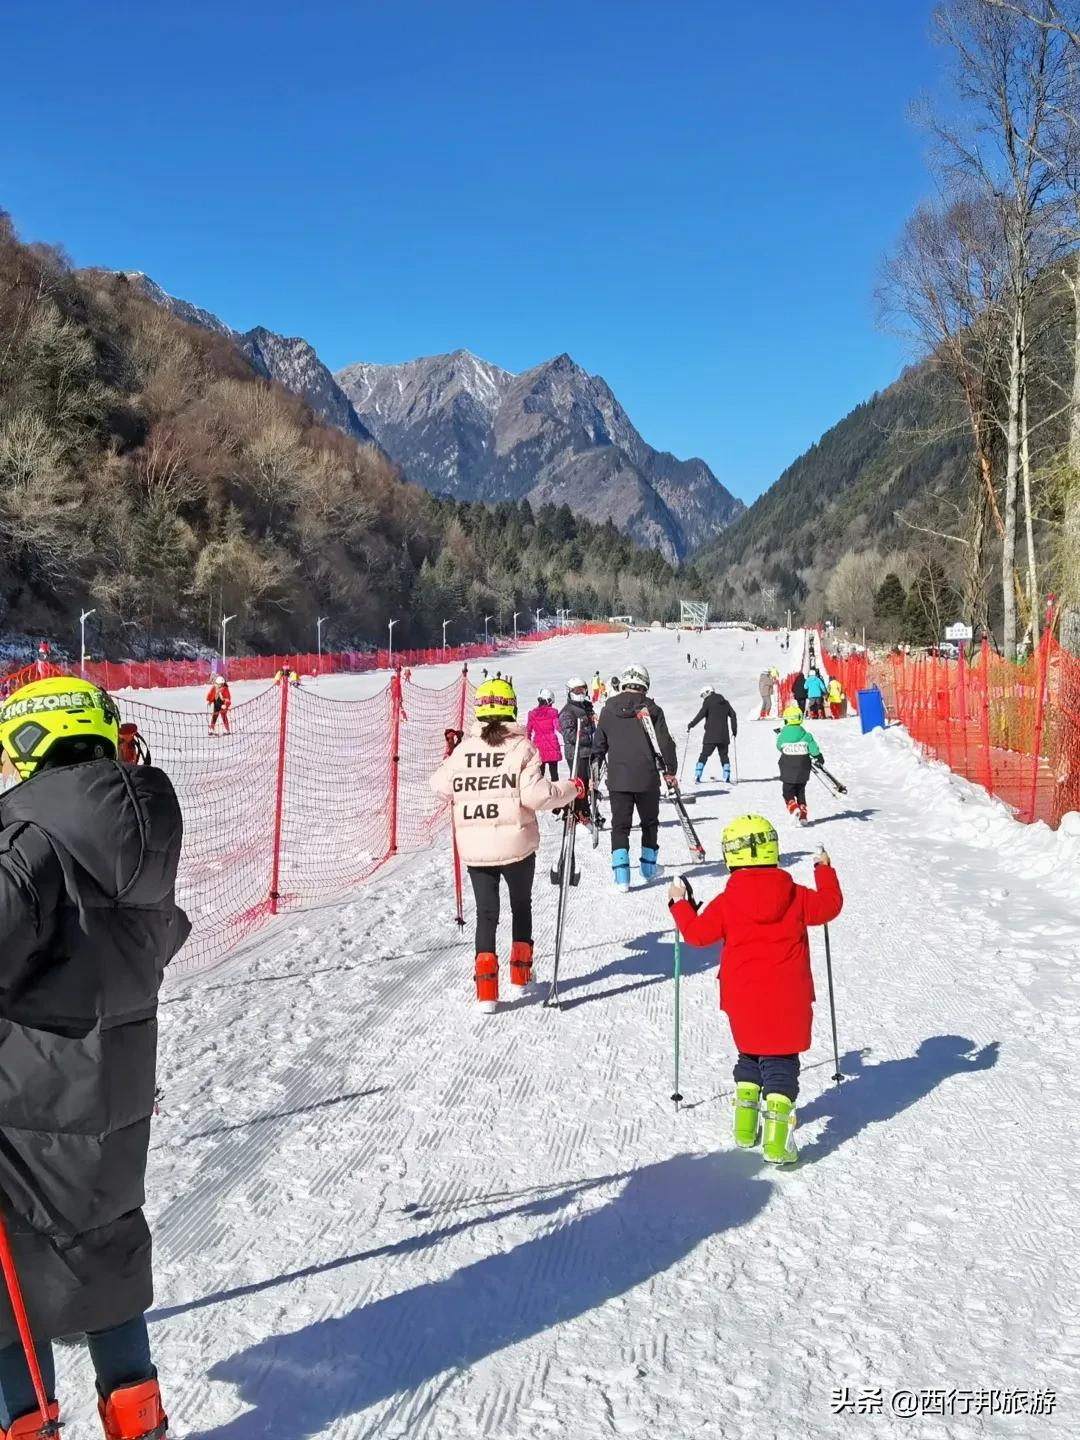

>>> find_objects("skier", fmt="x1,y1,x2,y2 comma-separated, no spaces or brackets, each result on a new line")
0,676,188,1438
560,678,596,790
687,684,738,784
430,678,580,1011
667,817,843,1165
206,675,231,735
776,702,825,824
593,663,676,892
804,666,828,720
757,669,778,720
591,672,607,706
827,676,845,719
525,687,562,779
791,670,808,713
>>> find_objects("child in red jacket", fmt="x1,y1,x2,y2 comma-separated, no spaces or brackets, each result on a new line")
668,814,842,1165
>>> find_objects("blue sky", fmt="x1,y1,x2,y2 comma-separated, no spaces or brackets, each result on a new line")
1,0,944,503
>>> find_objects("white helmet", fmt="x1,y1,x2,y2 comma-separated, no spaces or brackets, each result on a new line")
699,685,714,698
567,676,588,695
213,673,226,685
538,687,554,703
621,663,650,691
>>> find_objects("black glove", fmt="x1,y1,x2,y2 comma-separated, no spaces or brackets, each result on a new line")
813,754,825,769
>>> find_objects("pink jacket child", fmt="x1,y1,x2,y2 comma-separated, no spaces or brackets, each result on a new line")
525,699,562,767
431,720,578,1009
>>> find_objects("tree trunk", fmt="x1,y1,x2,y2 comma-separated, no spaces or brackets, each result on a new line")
1002,301,1023,661
1063,263,1080,658
1020,312,1038,653
965,486,989,633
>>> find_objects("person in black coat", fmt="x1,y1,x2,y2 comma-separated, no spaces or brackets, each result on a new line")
0,677,188,1440
792,671,808,712
593,664,676,891
687,686,738,784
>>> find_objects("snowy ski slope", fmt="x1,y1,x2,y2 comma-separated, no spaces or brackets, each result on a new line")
62,629,1078,1438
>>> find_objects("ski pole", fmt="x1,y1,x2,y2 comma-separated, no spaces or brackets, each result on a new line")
0,1211,58,1436
672,928,683,1110
823,923,844,1085
678,732,690,785
731,737,739,785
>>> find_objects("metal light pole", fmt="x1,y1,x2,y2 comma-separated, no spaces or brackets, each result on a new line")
79,608,96,677
535,608,542,633
513,611,520,642
442,618,451,654
317,616,328,673
388,618,397,670
220,613,236,676
484,615,493,644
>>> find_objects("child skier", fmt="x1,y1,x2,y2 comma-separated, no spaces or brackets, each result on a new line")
591,672,607,705
686,684,737,784
776,703,825,823
431,678,580,1011
827,676,845,719
525,688,562,779
757,669,778,719
206,675,231,735
593,663,677,891
804,667,828,720
0,677,189,1438
668,816,843,1165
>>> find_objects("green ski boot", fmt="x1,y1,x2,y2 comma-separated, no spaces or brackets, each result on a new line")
762,1093,798,1165
732,1082,762,1148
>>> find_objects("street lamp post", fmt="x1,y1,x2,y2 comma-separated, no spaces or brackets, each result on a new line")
79,608,96,677
317,616,328,674
513,611,520,642
484,614,493,644
442,618,450,654
388,618,397,670
220,613,236,676
535,608,542,633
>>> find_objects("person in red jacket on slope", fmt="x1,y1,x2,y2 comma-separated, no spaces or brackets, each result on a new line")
206,675,232,735
667,814,842,1166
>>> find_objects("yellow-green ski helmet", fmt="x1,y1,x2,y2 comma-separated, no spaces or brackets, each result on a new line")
782,702,803,725
475,676,517,720
0,675,121,780
722,814,780,869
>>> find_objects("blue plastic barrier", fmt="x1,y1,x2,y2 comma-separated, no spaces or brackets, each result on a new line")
857,687,886,734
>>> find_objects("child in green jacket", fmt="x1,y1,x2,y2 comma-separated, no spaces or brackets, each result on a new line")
776,703,825,824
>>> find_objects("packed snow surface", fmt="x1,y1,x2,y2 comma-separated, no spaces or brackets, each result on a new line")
61,630,1079,1437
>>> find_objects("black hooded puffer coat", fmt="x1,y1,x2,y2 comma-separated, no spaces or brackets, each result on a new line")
0,759,189,1344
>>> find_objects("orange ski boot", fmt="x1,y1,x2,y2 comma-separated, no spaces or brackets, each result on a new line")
475,952,498,1013
3,1403,61,1438
98,1379,168,1439
509,941,534,989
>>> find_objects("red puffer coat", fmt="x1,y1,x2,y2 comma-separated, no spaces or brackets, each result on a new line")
670,864,842,1054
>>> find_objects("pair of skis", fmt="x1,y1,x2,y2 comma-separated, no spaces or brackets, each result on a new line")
813,762,848,797
545,721,584,1009
637,709,705,862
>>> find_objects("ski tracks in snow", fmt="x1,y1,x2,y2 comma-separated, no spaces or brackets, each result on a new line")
55,631,1079,1438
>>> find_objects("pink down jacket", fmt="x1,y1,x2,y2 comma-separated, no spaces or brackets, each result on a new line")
430,724,578,867
525,704,563,763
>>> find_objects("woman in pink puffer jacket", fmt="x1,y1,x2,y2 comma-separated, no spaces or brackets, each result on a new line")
525,688,563,778
431,678,580,1012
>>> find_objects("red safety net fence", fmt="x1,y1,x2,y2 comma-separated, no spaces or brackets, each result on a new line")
0,623,624,694
123,670,473,977
811,630,1080,829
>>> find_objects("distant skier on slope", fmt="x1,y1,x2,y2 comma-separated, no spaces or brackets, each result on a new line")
686,684,738,784
668,816,842,1165
591,672,607,705
0,677,188,1438
776,702,825,824
827,675,845,719
593,663,676,892
525,687,562,779
791,670,808,713
206,674,232,735
430,678,580,1012
559,679,601,819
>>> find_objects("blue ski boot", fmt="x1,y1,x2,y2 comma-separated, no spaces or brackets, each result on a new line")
694,761,705,783
612,847,631,892
640,846,661,880
722,762,731,784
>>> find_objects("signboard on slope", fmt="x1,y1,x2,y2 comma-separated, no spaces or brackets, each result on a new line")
944,622,974,642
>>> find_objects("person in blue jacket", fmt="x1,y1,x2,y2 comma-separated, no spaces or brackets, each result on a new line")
804,667,828,720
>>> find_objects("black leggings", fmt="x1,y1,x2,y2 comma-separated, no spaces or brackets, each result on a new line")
609,788,660,852
782,781,807,807
697,741,730,765
734,1052,801,1101
542,760,559,780
468,854,536,954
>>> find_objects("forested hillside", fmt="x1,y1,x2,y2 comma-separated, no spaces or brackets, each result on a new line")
0,214,689,655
